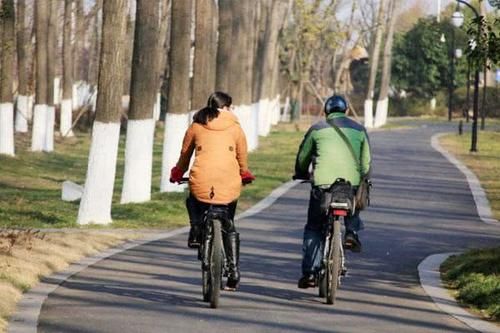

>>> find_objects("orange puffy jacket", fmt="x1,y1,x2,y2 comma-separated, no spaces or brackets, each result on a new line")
175,111,249,204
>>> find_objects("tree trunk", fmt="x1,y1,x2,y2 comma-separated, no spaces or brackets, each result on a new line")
160,0,193,192
257,0,288,135
247,0,263,151
61,0,74,137
253,0,266,103
45,0,58,152
121,0,161,204
88,9,101,87
0,0,16,156
227,0,257,150
208,0,218,99
74,0,85,82
31,0,49,152
72,0,86,111
364,0,386,128
15,0,29,133
122,12,134,105
77,0,128,225
191,0,215,111
215,0,232,92
334,1,356,93
155,0,171,121
374,0,398,128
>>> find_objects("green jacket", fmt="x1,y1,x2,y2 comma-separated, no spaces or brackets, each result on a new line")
295,112,371,186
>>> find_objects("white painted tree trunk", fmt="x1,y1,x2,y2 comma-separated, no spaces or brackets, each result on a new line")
77,121,121,225
44,106,55,152
374,98,389,128
270,95,280,125
60,99,74,137
31,104,48,151
235,105,252,151
430,97,436,110
90,89,97,112
364,99,374,128
153,92,161,121
53,77,61,105
121,95,130,112
28,95,34,120
281,96,291,122
72,82,80,111
72,81,92,111
121,118,156,204
249,102,259,151
0,103,15,156
258,98,271,137
160,113,189,192
15,95,30,132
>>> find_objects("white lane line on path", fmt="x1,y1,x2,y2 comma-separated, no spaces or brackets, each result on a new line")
431,133,498,225
7,180,298,333
418,253,500,333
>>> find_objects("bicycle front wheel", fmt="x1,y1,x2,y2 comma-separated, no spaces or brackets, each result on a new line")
209,219,223,308
326,220,342,305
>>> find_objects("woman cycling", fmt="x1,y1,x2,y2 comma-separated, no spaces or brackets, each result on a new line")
169,91,255,290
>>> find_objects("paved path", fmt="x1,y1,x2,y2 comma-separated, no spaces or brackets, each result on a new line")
37,122,500,333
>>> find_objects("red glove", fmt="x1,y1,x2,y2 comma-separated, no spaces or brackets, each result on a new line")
169,166,184,183
241,170,255,185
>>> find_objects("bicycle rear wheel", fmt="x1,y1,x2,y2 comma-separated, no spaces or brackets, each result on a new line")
209,219,223,308
326,220,342,304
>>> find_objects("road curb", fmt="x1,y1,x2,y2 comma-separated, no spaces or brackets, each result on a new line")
431,133,498,225
7,180,298,333
418,253,500,333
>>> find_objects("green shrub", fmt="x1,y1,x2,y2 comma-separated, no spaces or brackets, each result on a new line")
441,247,500,321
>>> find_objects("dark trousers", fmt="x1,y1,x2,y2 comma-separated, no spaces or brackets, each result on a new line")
186,193,237,233
302,187,363,275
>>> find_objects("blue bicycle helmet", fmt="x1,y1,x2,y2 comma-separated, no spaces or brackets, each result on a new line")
324,95,348,114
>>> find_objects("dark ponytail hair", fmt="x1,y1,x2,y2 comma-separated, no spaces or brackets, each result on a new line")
193,91,232,125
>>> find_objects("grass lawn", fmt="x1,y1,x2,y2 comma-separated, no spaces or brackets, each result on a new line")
440,131,500,221
439,130,500,322
0,123,305,229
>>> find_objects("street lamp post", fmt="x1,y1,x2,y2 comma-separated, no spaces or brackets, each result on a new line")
453,0,481,152
447,24,456,122
465,59,471,123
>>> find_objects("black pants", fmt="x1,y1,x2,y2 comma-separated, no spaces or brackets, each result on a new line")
186,193,238,233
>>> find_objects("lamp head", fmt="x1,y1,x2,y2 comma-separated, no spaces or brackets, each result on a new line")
452,10,464,27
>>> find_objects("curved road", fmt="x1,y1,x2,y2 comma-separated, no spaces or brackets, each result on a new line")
37,123,500,333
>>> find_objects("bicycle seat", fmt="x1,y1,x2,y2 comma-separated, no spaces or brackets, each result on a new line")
206,205,229,221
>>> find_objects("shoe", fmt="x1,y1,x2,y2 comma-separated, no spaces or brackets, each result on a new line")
344,231,362,253
223,232,240,291
298,274,316,289
187,226,201,249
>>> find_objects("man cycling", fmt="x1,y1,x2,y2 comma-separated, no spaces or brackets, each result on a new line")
294,95,371,289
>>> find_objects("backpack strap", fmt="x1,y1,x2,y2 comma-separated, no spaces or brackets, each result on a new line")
326,119,362,175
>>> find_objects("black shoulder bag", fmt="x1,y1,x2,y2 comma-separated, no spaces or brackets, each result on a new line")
327,120,371,210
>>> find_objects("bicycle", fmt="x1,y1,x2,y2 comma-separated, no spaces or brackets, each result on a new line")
295,176,353,305
179,177,251,308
